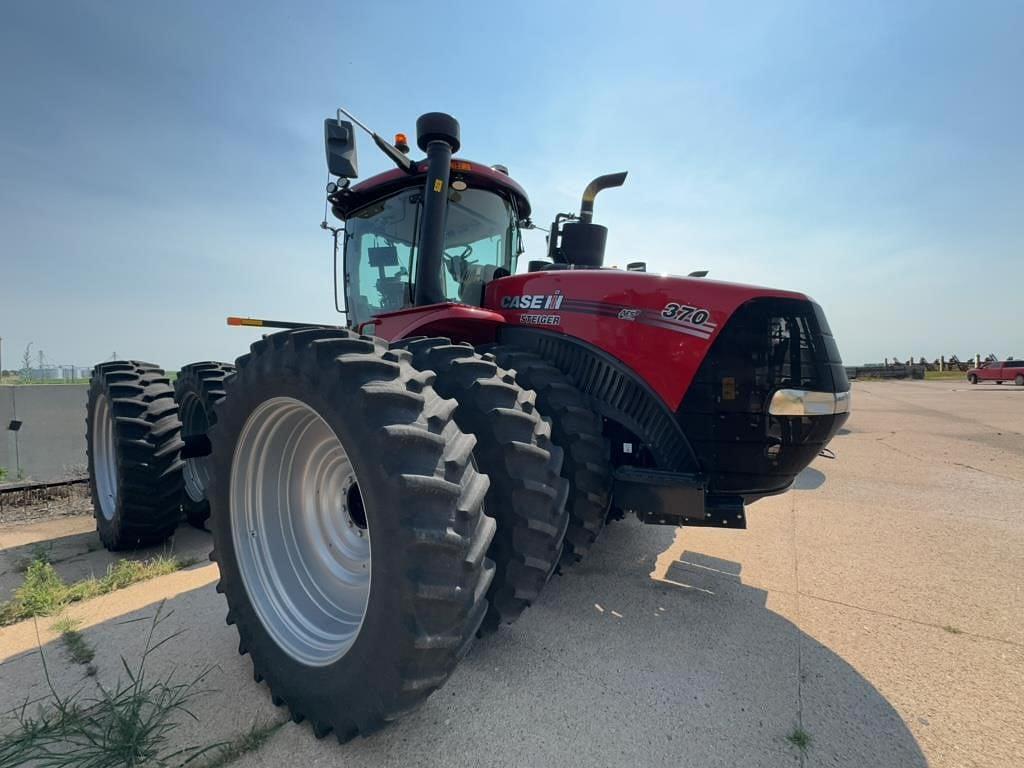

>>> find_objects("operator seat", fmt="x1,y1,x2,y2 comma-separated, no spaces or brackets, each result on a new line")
457,264,498,306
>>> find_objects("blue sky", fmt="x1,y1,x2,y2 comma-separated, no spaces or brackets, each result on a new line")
1,0,1021,369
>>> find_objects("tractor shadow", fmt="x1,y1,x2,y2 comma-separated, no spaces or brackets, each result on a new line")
0,521,928,767
792,466,826,490
260,520,927,766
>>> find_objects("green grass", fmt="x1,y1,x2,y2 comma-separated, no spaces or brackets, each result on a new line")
51,615,96,665
786,726,812,752
15,543,53,572
0,602,219,768
924,370,968,380
0,555,199,627
0,466,7,482
943,624,964,635
198,721,285,768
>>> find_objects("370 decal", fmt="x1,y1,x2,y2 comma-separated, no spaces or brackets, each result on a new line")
661,303,711,326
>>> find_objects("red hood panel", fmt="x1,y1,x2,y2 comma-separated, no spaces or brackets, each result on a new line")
484,270,810,409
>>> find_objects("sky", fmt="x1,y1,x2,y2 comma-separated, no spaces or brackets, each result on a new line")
1,0,1021,369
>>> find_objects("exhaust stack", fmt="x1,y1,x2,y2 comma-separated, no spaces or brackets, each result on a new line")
579,172,628,224
549,171,628,268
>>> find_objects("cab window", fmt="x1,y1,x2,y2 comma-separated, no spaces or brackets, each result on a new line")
344,190,419,321
343,186,520,327
441,189,520,306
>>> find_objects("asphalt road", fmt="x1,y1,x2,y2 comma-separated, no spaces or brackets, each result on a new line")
1,379,1021,767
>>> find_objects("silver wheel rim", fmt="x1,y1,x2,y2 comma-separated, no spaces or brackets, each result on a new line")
180,394,210,503
93,394,118,521
230,397,371,666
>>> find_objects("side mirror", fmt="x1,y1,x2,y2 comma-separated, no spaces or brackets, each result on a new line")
325,119,359,179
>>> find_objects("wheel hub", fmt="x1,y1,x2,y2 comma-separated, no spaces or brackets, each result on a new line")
92,394,117,521
180,393,211,503
230,397,371,666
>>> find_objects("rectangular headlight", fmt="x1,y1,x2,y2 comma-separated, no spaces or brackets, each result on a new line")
769,388,851,417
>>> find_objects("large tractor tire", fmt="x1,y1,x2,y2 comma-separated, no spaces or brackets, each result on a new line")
207,329,495,741
174,361,235,529
483,346,613,566
396,338,569,633
86,361,185,550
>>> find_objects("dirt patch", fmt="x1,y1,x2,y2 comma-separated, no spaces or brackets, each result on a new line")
0,483,92,527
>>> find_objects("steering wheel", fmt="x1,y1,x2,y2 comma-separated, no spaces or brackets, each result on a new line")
443,245,476,281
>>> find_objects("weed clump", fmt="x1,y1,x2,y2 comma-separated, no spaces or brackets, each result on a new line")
0,602,217,767
0,555,196,626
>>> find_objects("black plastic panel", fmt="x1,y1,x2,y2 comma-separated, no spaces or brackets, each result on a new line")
677,297,849,495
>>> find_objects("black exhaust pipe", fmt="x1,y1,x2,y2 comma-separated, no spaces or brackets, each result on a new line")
413,112,460,307
579,171,627,224
551,171,628,268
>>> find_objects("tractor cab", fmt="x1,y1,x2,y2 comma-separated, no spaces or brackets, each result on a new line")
331,160,530,327
322,109,625,330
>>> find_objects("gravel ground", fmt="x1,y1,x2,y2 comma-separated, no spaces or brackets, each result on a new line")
0,483,92,526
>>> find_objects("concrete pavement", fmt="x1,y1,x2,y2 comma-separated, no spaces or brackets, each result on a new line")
0,379,1021,766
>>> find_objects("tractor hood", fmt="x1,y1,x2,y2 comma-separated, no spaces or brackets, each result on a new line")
486,270,813,407
485,268,848,498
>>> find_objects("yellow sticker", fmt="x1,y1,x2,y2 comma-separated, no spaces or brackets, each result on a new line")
722,377,736,400
433,179,443,192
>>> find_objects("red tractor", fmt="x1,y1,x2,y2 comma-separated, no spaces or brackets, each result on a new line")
85,110,849,741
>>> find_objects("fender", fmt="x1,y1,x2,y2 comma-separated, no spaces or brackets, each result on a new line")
371,303,506,345
497,326,700,474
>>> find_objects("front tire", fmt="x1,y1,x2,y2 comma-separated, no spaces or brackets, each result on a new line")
86,361,184,550
396,338,569,633
968,374,977,385
174,361,235,529
483,346,613,567
208,329,495,741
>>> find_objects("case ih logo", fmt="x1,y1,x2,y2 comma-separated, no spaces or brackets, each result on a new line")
500,291,565,310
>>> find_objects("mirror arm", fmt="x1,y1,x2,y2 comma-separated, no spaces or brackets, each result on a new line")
373,134,414,173
337,107,414,174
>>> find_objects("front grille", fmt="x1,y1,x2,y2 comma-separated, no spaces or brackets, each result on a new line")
677,298,848,496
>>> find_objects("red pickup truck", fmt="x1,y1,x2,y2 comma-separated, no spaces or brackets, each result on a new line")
967,360,1024,385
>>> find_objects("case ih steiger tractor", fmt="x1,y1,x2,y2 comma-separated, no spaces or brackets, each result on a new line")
85,109,850,741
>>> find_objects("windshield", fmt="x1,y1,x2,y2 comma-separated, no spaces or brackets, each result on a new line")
343,187,519,326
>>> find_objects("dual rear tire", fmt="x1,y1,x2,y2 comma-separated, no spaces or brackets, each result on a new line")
174,361,235,528
86,362,185,550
